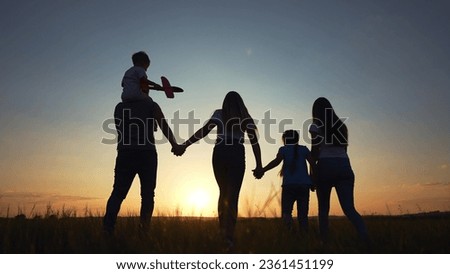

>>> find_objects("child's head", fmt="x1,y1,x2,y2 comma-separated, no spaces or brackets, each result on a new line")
282,130,299,145
132,51,151,69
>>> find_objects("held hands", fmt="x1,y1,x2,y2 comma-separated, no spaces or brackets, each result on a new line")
171,143,187,157
252,167,265,179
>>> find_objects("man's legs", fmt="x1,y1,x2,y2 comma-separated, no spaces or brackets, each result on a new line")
103,151,137,232
137,150,158,229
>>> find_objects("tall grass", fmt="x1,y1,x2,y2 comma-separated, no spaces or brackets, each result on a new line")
1,212,449,254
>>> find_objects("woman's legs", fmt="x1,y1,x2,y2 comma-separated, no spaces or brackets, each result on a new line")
335,179,368,240
212,143,245,243
316,183,332,240
318,158,368,241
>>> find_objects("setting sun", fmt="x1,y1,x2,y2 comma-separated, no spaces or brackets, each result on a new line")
187,188,211,214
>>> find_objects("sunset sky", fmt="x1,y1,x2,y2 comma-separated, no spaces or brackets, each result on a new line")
0,0,449,217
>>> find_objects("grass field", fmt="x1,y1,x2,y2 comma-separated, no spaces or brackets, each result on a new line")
1,212,449,254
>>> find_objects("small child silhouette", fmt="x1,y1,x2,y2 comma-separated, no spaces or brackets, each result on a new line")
121,51,161,103
254,130,314,231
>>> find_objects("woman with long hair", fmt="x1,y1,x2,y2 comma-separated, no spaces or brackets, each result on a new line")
309,97,369,244
182,91,262,249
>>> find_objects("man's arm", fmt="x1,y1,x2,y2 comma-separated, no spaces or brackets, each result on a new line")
153,102,182,154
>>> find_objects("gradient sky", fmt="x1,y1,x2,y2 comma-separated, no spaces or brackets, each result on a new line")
0,0,449,217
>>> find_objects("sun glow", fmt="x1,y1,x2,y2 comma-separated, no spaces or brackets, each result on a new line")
187,188,211,215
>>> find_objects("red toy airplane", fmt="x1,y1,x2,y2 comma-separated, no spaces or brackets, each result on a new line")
149,76,183,99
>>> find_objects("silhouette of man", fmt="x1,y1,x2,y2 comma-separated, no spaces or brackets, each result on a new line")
103,98,184,233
